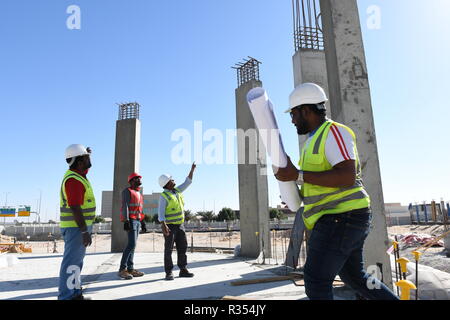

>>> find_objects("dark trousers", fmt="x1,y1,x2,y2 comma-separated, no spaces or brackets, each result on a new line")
304,209,399,300
164,224,188,274
119,219,140,271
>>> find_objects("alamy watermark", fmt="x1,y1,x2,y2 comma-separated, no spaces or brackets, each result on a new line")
66,5,81,30
366,264,383,290
66,265,81,290
367,5,382,30
171,121,285,175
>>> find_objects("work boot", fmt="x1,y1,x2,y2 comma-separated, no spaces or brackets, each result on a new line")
118,269,133,280
165,272,174,281
128,269,144,277
179,269,194,278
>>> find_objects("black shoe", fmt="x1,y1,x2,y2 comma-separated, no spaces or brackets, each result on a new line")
165,272,174,281
179,269,194,278
71,294,92,300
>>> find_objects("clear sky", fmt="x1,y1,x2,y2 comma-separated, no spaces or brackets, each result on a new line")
0,0,449,223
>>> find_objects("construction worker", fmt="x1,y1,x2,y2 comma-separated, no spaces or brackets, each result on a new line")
118,172,147,280
58,144,95,300
158,162,196,280
275,83,398,300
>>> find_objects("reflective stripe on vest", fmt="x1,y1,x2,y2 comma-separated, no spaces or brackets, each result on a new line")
299,120,370,230
60,170,96,228
161,188,184,225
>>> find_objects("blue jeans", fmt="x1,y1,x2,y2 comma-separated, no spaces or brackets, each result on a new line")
58,225,93,300
304,209,399,300
119,219,141,271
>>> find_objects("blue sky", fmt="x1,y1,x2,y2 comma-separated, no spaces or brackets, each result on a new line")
0,0,449,223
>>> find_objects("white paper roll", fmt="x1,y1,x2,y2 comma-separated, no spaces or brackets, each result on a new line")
247,87,302,212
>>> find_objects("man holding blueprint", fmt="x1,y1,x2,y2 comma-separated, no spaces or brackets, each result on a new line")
274,83,398,300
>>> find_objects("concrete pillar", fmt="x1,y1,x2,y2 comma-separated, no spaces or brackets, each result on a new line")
111,118,141,253
293,49,331,148
319,0,393,288
235,79,270,259
293,49,329,99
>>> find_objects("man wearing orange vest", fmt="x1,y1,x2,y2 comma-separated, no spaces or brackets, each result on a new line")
118,172,146,280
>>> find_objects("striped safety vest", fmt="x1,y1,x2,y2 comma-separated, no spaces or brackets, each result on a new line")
299,120,370,230
60,170,96,228
120,188,144,222
161,188,185,225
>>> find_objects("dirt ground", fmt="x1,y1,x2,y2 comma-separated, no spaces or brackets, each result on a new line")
387,224,450,274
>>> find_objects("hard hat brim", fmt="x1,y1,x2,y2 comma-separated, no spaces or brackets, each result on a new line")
128,174,142,183
285,102,328,114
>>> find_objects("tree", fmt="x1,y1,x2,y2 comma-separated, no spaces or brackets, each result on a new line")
144,214,152,223
184,210,193,222
269,208,286,222
197,211,217,224
217,208,235,222
270,208,280,220
152,213,160,224
94,216,105,224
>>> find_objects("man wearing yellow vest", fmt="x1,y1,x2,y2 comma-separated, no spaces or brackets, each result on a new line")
275,83,398,300
158,162,196,281
58,144,95,300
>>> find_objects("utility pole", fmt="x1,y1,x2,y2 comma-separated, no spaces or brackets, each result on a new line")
3,192,11,227
38,189,42,224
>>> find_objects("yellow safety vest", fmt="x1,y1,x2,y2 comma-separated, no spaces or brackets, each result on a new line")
299,120,370,230
60,170,96,228
161,188,185,225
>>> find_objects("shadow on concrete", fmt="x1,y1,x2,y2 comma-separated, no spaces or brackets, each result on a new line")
0,255,250,298
4,291,59,300
83,259,305,300
0,276,59,293
17,252,114,260
82,256,246,286
114,268,302,300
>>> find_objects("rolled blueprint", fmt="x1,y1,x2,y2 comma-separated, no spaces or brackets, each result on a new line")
246,87,302,212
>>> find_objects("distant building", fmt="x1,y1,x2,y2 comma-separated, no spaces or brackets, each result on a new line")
101,191,161,219
384,203,410,226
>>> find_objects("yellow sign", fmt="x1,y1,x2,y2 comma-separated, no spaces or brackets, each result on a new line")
18,206,31,217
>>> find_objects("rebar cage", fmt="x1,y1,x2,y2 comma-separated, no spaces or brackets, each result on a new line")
293,0,324,51
118,102,140,120
232,57,262,88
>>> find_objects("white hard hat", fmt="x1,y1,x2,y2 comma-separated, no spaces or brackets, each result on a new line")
285,83,328,113
158,174,172,188
65,144,90,165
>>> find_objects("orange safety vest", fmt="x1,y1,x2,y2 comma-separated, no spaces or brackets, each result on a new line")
120,188,144,222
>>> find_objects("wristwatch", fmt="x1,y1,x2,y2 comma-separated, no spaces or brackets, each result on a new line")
296,170,304,185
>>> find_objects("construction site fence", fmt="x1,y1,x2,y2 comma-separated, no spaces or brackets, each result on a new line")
408,203,450,226
1,220,295,240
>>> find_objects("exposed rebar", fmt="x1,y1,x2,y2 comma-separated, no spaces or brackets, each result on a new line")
293,0,324,51
117,102,140,120
232,57,262,88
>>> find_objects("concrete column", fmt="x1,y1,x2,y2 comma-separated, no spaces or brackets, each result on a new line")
235,80,270,259
293,49,331,148
319,0,393,288
111,118,141,253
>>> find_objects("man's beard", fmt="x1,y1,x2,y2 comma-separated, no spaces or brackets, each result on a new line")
296,119,310,135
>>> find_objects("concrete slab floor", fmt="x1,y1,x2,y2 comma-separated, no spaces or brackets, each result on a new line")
0,252,323,300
